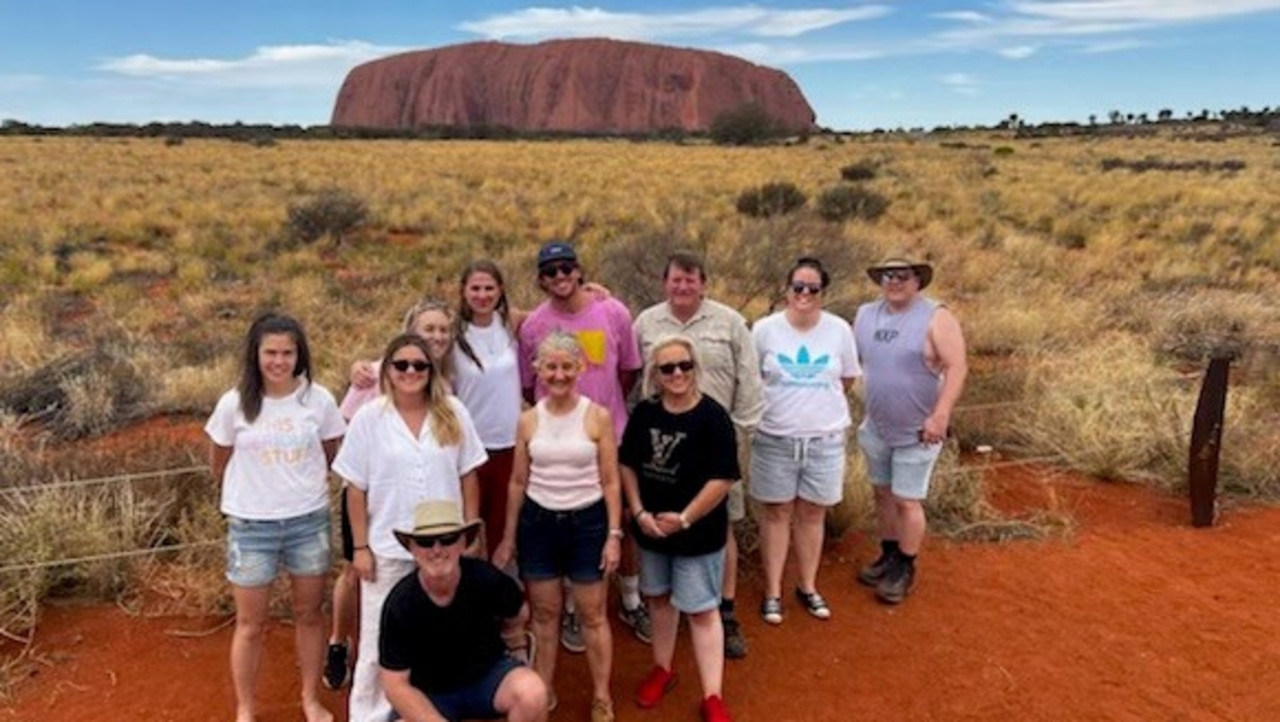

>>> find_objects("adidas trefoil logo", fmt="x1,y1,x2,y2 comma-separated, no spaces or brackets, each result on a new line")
777,346,829,380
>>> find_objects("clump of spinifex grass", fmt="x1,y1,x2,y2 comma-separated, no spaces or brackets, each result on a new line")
1007,335,1192,488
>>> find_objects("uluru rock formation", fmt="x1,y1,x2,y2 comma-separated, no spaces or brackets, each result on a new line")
331,38,816,135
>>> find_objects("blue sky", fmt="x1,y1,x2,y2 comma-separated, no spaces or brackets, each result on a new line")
1,1,1277,131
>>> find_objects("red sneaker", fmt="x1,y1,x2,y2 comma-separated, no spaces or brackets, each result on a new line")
634,665,676,708
701,694,733,722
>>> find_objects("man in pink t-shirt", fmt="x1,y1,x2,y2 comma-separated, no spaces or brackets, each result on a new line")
518,241,642,439
517,240,652,651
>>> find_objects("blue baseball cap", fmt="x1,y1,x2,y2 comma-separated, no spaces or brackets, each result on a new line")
536,241,578,267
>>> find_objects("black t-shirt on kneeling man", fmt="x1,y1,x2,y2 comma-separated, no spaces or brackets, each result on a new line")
620,395,740,557
379,557,523,695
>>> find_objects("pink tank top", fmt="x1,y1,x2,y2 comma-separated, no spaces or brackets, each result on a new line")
527,396,603,511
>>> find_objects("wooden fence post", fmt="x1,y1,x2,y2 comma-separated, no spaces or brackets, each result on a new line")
1188,350,1233,527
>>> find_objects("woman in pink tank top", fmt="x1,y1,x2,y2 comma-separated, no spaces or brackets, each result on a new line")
493,332,622,722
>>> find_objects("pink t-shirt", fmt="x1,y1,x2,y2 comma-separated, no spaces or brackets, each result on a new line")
518,296,641,439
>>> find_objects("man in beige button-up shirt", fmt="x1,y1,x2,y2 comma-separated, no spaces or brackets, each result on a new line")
632,250,764,660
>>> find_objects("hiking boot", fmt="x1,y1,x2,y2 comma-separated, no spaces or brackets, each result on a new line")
722,615,748,659
618,603,653,644
876,561,916,605
857,553,896,587
322,641,349,690
700,694,734,722
635,665,676,708
560,610,586,653
794,588,832,620
591,698,616,722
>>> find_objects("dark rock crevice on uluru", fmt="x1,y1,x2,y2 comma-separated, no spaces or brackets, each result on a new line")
331,38,816,135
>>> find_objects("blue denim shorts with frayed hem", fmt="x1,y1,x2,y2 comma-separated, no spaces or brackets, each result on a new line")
638,547,725,614
516,497,607,584
225,506,331,587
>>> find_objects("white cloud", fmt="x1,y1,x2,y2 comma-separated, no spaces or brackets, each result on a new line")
998,45,1038,58
458,5,891,41
932,11,994,23
1007,0,1280,23
941,72,981,95
97,41,403,88
719,41,885,64
1079,38,1152,53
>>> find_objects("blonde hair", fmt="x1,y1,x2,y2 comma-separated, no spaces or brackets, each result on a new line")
642,334,702,398
401,298,456,384
534,331,584,368
377,333,463,447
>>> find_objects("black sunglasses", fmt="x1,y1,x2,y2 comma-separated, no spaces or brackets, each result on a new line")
789,281,823,296
878,269,915,283
538,261,578,279
657,360,696,375
390,359,432,373
412,531,463,548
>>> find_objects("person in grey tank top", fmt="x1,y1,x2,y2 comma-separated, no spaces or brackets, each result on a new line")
852,257,968,605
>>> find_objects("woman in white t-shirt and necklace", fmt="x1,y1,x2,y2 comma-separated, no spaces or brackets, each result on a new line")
205,312,346,722
333,333,488,722
749,257,861,626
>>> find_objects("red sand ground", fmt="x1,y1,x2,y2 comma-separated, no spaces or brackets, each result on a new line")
4,470,1280,721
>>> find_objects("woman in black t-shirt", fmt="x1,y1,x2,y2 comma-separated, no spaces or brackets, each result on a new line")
619,335,740,722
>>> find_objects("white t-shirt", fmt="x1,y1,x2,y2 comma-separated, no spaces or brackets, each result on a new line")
452,321,521,449
332,395,488,560
753,311,861,437
204,382,346,520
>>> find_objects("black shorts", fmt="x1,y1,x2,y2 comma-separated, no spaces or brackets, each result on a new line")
516,498,607,584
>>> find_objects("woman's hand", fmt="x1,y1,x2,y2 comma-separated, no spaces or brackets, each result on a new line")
653,512,685,536
491,538,515,570
352,548,375,582
600,536,621,574
636,511,666,538
350,360,377,390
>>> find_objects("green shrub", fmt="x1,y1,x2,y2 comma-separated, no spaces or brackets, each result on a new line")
735,182,807,218
286,188,369,246
709,103,780,146
839,161,878,181
993,146,1015,156
815,184,890,223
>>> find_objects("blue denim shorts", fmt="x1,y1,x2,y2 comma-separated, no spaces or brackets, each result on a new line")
638,547,725,614
516,498,607,584
225,506,332,587
428,656,523,722
749,431,847,506
857,422,942,501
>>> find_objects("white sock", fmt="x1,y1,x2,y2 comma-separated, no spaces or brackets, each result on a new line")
563,578,576,614
620,574,641,610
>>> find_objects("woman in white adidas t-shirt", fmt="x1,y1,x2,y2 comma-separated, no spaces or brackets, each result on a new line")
205,312,346,722
750,257,860,628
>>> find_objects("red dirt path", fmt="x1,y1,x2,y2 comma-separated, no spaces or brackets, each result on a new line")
4,472,1280,721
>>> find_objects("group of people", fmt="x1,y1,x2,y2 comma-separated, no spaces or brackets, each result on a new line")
205,241,967,722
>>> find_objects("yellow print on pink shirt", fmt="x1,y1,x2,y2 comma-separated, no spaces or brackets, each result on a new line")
574,329,607,366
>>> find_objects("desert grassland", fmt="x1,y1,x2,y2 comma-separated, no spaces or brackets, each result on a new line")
0,132,1278,654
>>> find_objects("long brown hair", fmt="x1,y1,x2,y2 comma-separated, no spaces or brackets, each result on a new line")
455,260,514,371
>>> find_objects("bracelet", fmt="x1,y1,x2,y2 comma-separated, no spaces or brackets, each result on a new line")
678,512,691,530
636,509,651,519
354,545,369,551
608,528,624,539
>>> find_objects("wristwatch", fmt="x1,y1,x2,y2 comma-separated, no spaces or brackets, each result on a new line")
608,528,624,539
678,512,691,530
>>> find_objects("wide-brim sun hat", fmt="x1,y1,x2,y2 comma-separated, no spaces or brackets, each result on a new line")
392,500,482,551
866,257,933,290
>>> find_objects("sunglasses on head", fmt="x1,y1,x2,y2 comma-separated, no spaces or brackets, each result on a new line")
789,281,823,296
412,531,463,548
878,269,914,283
390,359,432,373
657,360,696,375
538,261,578,279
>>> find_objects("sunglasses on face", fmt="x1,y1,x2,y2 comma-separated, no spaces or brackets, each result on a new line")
390,359,432,373
879,269,914,284
789,282,823,296
657,360,696,375
538,261,578,279
412,531,463,548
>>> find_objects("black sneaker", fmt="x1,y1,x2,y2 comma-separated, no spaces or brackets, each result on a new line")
875,562,916,605
722,616,748,659
322,642,350,690
857,553,896,587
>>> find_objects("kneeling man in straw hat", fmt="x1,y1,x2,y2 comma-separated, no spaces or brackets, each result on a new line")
381,500,548,722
